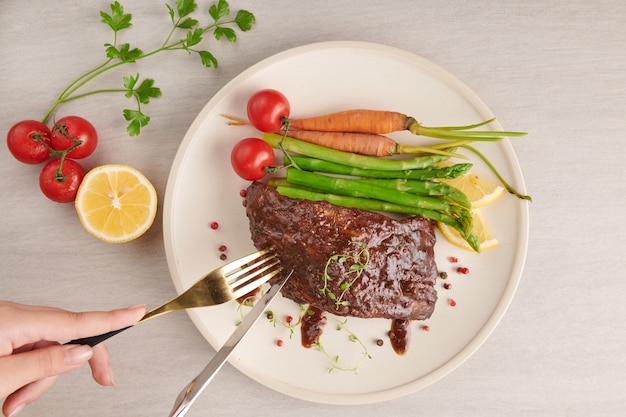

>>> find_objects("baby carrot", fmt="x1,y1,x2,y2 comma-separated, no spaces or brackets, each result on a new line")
281,129,463,158
287,110,408,135
286,110,526,141
262,133,449,171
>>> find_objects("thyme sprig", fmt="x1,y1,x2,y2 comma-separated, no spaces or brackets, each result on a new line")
314,318,372,374
320,239,370,310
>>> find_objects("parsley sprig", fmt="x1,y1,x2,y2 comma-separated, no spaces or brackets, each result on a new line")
42,0,255,136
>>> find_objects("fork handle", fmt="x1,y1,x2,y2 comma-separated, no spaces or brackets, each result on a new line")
65,325,133,347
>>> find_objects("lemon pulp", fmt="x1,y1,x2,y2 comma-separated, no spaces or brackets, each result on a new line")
75,164,157,243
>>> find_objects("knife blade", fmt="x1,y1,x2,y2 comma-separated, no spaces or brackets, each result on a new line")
167,270,292,417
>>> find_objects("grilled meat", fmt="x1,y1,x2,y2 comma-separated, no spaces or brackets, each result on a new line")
244,182,439,322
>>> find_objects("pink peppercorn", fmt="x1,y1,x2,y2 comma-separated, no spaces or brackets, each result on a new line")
210,221,219,230
286,315,293,324
449,256,458,263
239,189,247,197
449,298,457,307
276,339,284,347
421,325,430,331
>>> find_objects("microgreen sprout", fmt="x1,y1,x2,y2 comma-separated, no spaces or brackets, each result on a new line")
314,318,372,374
320,239,370,310
42,0,255,136
234,294,256,325
265,309,302,339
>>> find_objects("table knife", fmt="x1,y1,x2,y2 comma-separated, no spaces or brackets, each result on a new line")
167,270,292,417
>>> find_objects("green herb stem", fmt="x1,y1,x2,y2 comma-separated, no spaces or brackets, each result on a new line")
460,144,532,201
40,0,255,136
407,117,528,141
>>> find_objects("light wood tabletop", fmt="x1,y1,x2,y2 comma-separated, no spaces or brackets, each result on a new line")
1,1,624,416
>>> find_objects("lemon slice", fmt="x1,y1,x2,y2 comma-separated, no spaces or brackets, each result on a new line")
75,164,157,243
438,210,499,252
440,171,504,208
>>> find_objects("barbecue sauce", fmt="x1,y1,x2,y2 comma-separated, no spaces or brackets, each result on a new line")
389,319,411,355
301,306,327,348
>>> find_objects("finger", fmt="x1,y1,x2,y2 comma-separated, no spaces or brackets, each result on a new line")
88,342,115,387
8,303,146,348
0,344,92,399
2,375,58,417
12,339,56,355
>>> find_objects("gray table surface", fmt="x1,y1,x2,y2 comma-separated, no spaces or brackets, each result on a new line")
1,1,625,416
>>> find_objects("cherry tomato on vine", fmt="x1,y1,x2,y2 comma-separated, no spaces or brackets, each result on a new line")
6,120,52,164
230,138,275,181
246,89,290,133
51,116,98,159
39,158,86,203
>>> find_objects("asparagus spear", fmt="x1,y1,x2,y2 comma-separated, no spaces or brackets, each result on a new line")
285,155,473,180
273,183,480,253
359,178,471,209
283,168,478,251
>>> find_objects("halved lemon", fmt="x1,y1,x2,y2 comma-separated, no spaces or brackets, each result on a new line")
75,164,157,243
438,210,499,252
440,171,504,208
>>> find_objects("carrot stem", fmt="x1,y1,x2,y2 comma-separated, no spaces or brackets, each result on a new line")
460,144,532,201
408,119,527,141
395,143,468,159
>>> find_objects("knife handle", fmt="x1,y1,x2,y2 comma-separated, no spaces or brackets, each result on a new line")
65,325,133,347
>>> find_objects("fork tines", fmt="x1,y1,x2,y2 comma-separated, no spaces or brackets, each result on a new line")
226,249,282,297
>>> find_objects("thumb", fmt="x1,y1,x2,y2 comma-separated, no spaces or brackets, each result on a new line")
0,344,93,398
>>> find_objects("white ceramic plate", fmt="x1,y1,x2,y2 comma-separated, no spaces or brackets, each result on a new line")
163,41,529,405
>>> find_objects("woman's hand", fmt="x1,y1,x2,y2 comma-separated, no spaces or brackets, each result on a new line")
0,301,145,417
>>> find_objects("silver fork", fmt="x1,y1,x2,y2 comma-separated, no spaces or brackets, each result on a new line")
67,249,281,347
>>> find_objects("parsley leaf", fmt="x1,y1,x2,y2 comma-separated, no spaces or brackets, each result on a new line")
209,0,230,21
176,17,199,29
183,28,204,49
176,0,197,18
100,1,132,33
122,74,160,135
135,78,161,104
123,74,161,104
123,109,150,136
105,42,142,62
214,27,236,42
197,50,218,68
234,10,255,31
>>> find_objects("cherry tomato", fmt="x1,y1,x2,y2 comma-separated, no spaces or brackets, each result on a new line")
39,158,86,203
246,89,290,133
230,138,275,181
6,120,52,164
51,116,98,159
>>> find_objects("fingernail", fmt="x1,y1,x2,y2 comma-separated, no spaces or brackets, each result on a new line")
109,369,116,387
126,303,146,311
64,344,93,366
7,403,26,417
